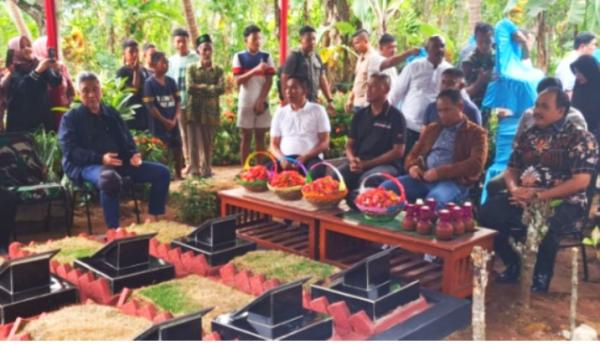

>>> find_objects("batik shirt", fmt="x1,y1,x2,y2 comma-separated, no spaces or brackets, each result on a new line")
508,119,599,207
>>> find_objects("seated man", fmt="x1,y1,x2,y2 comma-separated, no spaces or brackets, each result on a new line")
340,73,407,209
485,77,588,196
423,68,482,126
479,87,598,293
270,75,330,176
59,72,171,230
383,88,488,209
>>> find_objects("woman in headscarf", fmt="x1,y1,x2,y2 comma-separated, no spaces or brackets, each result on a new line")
571,55,600,143
4,36,62,133
32,36,75,131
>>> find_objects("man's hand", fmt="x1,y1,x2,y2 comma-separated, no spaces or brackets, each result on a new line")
130,153,142,167
509,186,538,207
254,62,270,75
326,101,336,116
476,68,492,83
349,158,364,172
422,169,439,183
280,158,291,170
409,166,424,181
35,58,55,74
344,100,353,114
102,152,123,167
254,98,266,115
405,47,421,56
163,118,177,130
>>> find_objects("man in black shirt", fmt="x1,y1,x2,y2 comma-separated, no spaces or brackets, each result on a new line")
281,25,335,113
116,39,152,130
59,72,171,230
340,73,407,208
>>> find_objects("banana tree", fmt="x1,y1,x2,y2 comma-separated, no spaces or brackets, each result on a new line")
351,0,405,36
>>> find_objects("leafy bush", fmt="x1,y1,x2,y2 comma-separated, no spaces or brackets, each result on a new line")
213,93,241,166
131,130,168,164
325,92,352,159
170,178,217,225
32,129,63,182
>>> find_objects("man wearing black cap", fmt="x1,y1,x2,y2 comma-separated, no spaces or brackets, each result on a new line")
185,34,225,177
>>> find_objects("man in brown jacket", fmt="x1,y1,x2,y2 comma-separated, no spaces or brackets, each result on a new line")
382,88,488,209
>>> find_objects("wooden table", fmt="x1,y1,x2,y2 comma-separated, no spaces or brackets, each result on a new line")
218,188,346,259
318,212,496,298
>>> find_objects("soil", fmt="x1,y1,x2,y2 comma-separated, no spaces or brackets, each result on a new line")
13,164,600,340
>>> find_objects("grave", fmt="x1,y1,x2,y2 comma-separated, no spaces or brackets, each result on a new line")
212,278,332,340
0,250,78,323
171,214,256,266
74,234,174,293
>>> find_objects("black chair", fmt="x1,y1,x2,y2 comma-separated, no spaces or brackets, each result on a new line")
0,132,71,238
68,176,142,234
559,170,598,282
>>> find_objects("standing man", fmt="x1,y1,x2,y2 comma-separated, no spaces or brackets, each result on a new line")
462,22,495,122
167,28,199,177
389,35,452,153
344,29,378,114
117,39,152,131
232,25,276,165
281,25,335,113
368,34,420,89
555,32,597,98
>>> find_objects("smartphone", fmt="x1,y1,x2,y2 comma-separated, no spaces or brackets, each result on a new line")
48,47,57,61
5,49,14,68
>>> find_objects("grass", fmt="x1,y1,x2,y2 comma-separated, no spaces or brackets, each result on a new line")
232,250,339,286
128,220,193,244
133,275,253,334
23,304,152,340
24,237,103,264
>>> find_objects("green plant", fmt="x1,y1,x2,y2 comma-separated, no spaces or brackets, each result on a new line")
32,129,63,182
171,178,217,225
583,226,600,260
132,130,168,164
213,93,241,166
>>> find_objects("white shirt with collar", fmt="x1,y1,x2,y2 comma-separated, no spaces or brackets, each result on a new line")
555,51,580,92
368,53,398,89
271,101,331,157
388,58,453,132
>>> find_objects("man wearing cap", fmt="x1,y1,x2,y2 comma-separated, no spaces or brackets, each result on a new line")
185,34,225,178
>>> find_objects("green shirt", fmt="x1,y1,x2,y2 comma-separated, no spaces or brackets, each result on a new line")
186,63,225,125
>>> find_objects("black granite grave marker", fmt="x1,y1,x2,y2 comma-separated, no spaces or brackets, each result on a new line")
135,308,213,340
0,250,77,323
212,278,332,340
74,234,174,293
172,214,256,266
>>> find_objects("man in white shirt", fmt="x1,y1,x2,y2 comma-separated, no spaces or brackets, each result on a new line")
270,76,331,177
368,34,420,90
388,35,452,153
555,32,596,98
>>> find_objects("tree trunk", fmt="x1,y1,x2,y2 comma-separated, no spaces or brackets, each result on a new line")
181,0,199,40
303,0,310,22
274,0,280,39
536,12,548,72
5,0,33,39
467,0,482,32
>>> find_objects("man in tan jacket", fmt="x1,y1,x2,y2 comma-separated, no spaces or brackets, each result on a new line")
382,88,488,209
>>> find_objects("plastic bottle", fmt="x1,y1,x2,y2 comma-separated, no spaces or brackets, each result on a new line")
402,204,416,231
435,209,454,241
417,206,433,235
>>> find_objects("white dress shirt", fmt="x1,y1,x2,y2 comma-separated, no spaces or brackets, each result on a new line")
388,58,452,132
368,53,398,89
555,51,580,92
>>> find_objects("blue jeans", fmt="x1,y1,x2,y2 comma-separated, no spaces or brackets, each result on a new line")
81,162,171,229
382,175,469,210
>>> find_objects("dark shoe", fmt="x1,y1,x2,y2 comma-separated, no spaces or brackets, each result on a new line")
495,264,520,284
530,274,551,293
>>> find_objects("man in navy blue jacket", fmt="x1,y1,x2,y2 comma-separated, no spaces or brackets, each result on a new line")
59,72,170,230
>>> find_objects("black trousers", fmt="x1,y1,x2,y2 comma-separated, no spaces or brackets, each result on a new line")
479,191,584,278
0,188,18,252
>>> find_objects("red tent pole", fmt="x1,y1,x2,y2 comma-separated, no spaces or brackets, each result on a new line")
279,0,288,66
44,0,58,55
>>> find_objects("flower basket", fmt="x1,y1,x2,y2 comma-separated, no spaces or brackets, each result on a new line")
302,161,348,209
235,151,277,193
268,158,307,201
355,173,406,222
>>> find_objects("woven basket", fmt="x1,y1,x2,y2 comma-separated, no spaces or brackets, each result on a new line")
268,184,303,200
355,173,406,222
302,161,348,209
236,151,277,193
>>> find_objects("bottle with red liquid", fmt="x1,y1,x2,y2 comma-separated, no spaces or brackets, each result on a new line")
426,198,437,211
435,209,454,241
451,206,465,236
402,204,416,231
446,202,457,210
462,202,476,232
417,206,433,235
